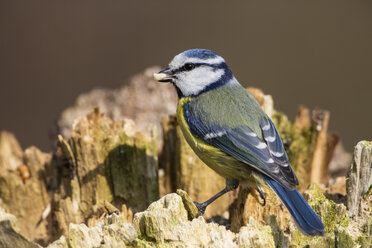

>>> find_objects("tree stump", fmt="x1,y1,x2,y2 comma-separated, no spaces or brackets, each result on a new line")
346,141,372,217
0,132,51,245
53,108,159,237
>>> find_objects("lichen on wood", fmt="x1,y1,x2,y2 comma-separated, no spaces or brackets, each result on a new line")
292,184,353,247
347,141,372,217
54,108,159,237
132,192,275,248
0,70,370,247
346,141,372,247
0,106,159,245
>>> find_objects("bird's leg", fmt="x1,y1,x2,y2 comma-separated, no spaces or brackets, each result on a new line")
194,188,228,217
194,179,239,217
255,185,266,206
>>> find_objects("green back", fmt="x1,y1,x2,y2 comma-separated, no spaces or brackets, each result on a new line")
189,84,267,139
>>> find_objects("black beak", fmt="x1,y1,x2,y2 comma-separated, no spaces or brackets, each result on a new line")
153,68,174,83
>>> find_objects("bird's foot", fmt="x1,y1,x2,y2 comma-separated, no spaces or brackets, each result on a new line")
108,210,119,215
255,186,266,206
193,201,208,217
192,185,234,217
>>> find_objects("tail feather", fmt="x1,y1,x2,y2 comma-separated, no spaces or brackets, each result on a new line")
264,176,325,236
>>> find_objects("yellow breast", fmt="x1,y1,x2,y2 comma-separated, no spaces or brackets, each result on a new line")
176,97,255,181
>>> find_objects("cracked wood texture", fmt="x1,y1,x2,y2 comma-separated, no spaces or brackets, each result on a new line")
346,141,372,217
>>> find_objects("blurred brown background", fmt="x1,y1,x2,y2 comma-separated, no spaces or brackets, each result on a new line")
0,0,371,152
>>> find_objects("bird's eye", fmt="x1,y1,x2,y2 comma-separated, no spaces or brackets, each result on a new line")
183,63,195,71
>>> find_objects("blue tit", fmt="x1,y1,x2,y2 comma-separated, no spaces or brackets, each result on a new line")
154,49,324,236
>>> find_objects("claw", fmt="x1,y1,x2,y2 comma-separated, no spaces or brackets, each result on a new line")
255,186,266,206
192,184,236,217
194,201,207,217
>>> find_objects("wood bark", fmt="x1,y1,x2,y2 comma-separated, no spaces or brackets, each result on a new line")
229,186,293,233
0,132,51,245
0,80,368,246
53,108,158,237
346,141,372,218
310,109,339,185
0,109,159,244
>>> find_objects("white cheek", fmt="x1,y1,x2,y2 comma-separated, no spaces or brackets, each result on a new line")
175,67,224,96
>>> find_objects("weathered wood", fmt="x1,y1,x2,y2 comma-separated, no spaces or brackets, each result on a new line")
55,67,178,149
53,108,159,237
229,187,251,232
0,132,51,245
346,141,372,217
0,108,159,245
328,142,352,178
229,186,293,233
0,75,369,247
310,110,339,185
294,105,311,130
0,208,40,248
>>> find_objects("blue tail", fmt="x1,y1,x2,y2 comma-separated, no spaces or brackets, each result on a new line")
264,176,325,236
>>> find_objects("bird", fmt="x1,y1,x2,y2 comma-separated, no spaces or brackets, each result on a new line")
153,48,324,236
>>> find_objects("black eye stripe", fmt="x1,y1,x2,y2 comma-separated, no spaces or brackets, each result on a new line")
172,62,214,74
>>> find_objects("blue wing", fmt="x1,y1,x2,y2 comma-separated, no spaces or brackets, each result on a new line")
184,102,298,190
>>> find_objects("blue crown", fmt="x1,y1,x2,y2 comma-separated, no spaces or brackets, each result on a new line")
182,49,218,59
